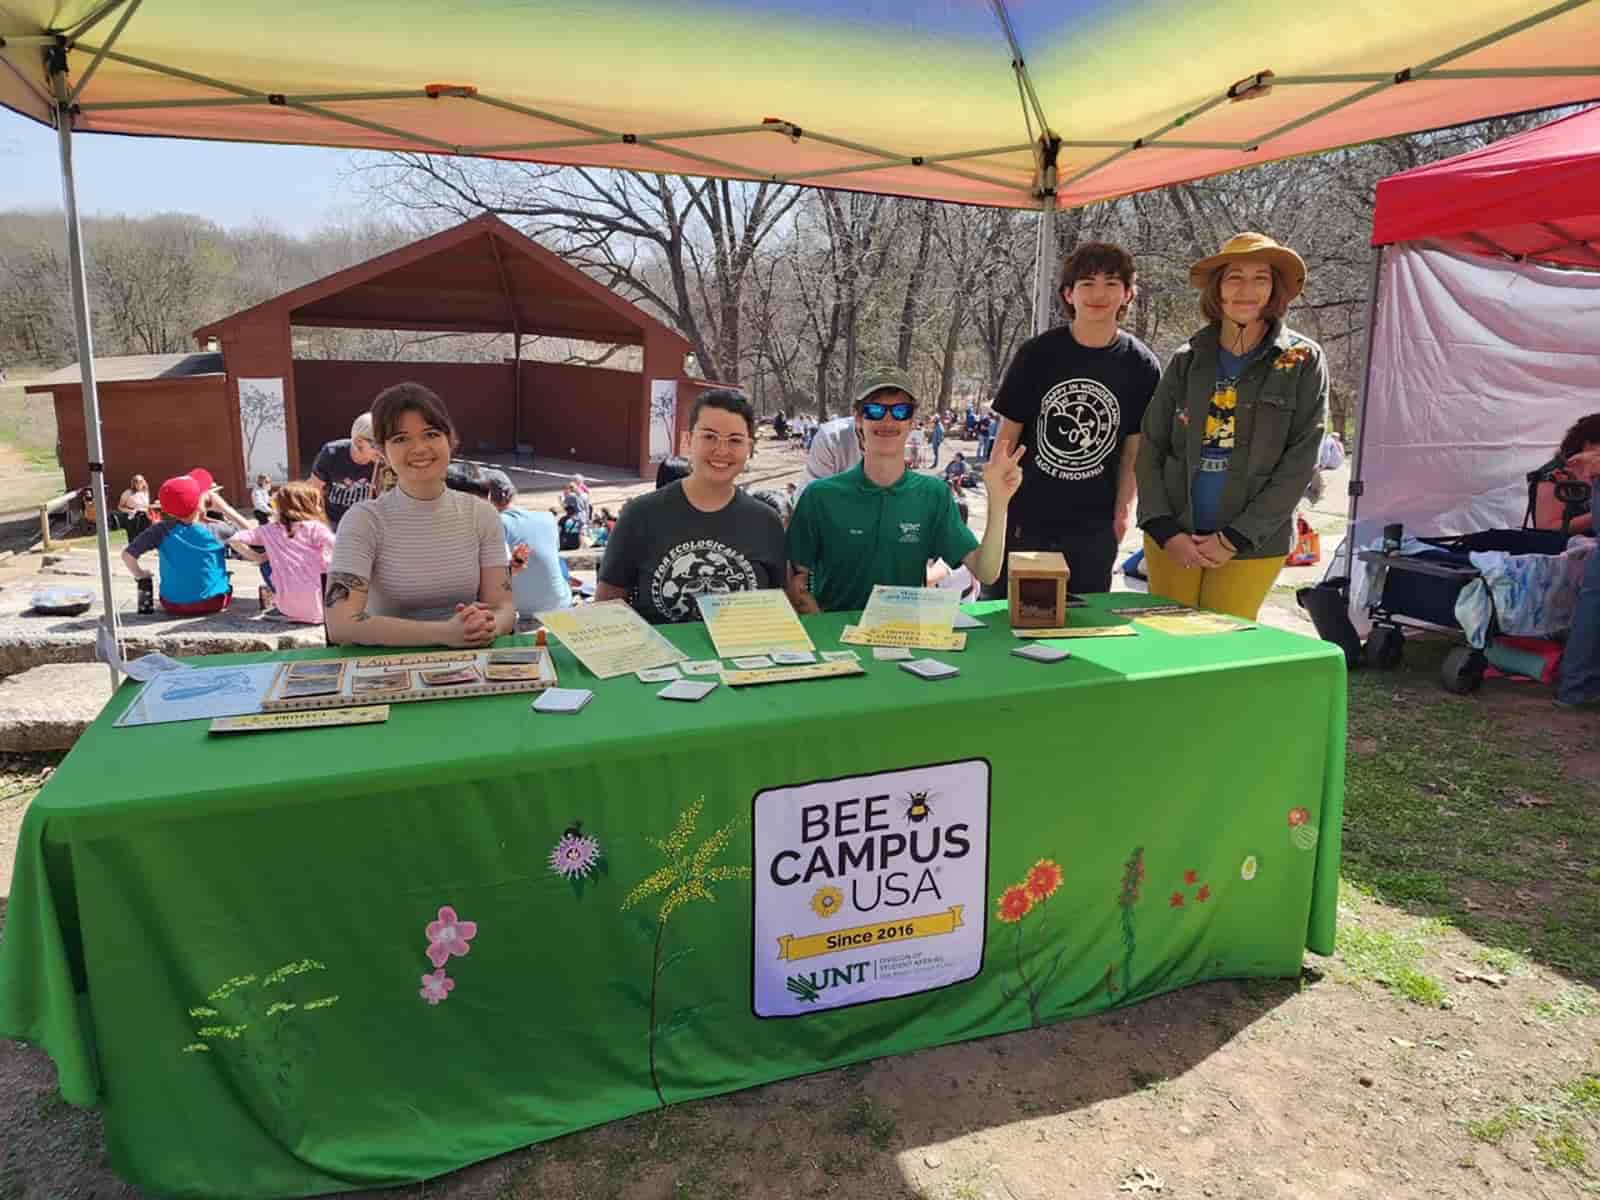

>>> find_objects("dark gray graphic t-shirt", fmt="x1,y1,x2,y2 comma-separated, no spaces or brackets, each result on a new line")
311,438,375,528
598,482,787,624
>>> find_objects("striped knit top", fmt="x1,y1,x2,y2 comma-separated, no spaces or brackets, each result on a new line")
330,485,506,620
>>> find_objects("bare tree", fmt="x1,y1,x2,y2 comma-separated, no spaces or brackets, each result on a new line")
349,155,800,385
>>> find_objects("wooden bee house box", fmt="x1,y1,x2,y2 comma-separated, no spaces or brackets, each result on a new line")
1008,551,1070,629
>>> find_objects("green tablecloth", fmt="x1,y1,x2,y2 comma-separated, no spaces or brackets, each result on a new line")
0,597,1345,1198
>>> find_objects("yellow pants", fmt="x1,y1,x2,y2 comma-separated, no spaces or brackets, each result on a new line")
1143,535,1285,621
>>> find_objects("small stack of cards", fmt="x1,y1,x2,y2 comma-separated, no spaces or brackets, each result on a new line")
533,688,594,714
900,657,960,680
1012,643,1071,663
658,679,718,702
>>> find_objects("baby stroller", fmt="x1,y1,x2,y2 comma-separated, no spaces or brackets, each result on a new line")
1357,528,1570,693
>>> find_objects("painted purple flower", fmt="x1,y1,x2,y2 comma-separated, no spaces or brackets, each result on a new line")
425,905,477,969
419,968,454,1006
549,832,603,880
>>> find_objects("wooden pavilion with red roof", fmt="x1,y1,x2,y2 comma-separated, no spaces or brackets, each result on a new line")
193,212,702,487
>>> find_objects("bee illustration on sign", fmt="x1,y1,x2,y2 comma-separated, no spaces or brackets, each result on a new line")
904,790,934,824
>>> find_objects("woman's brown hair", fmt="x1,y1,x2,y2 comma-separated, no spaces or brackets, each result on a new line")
370,382,459,449
1199,262,1293,324
272,480,330,538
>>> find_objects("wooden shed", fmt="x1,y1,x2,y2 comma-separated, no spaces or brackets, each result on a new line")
25,352,236,499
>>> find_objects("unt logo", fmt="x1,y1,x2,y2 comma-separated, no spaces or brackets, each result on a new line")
786,960,870,1003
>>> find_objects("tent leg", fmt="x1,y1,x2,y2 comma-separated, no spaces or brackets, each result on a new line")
48,44,122,691
1032,197,1056,336
1339,245,1384,580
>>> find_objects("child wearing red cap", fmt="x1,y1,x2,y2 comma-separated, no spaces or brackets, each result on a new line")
120,468,254,615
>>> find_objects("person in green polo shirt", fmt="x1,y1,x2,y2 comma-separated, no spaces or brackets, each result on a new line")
787,367,1024,613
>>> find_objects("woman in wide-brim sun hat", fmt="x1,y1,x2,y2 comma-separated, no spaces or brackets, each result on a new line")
1133,232,1328,621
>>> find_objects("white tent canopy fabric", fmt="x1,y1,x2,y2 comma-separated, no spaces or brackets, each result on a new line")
1350,243,1600,554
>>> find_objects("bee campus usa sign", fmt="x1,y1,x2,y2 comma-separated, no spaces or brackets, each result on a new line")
751,759,990,1017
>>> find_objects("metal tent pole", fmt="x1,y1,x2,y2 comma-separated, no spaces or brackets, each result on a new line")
47,42,122,689
1031,140,1060,336
1340,245,1386,579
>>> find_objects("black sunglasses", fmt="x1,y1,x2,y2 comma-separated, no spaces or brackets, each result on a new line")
860,399,916,422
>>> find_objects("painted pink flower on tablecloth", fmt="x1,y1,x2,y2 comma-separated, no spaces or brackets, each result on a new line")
419,968,454,1006
425,905,477,969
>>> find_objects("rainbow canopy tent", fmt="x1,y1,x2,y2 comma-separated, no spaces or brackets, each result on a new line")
1348,103,1600,557
4,0,1600,210
3,0,1600,678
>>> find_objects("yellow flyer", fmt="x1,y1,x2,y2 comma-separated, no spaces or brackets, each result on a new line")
1014,625,1138,639
840,624,967,651
209,706,390,734
722,659,866,687
1135,612,1256,636
535,600,689,679
694,589,815,660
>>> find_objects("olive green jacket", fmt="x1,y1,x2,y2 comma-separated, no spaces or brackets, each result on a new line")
1136,321,1328,560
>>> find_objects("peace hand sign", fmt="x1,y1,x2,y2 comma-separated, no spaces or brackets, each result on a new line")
982,440,1027,508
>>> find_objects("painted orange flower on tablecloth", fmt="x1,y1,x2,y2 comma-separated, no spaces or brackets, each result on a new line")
1288,807,1311,827
1183,869,1199,886
1197,884,1212,903
997,885,1034,924
1170,891,1185,908
1025,859,1063,902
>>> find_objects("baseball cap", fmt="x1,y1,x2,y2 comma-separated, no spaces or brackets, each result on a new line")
483,469,516,505
157,468,214,520
853,366,919,409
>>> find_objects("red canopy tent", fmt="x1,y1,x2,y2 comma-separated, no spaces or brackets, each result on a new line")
1371,102,1600,267
1343,104,1600,587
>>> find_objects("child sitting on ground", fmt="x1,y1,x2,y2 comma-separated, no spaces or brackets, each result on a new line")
120,468,253,614
228,481,336,623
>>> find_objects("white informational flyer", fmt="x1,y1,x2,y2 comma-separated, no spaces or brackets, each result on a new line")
115,663,282,728
536,600,688,679
858,585,960,637
751,759,991,1018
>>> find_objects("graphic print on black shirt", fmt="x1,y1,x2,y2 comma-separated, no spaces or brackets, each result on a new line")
649,537,759,622
993,326,1161,531
1034,376,1124,481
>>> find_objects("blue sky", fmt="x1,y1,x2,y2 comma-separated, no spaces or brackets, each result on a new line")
2,106,358,235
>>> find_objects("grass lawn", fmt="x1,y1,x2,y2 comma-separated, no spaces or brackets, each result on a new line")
1343,636,1600,980
0,381,65,514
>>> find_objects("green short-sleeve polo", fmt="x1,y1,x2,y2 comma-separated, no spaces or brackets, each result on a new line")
786,463,979,613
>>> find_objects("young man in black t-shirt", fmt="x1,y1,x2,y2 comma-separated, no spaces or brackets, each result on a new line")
986,242,1161,595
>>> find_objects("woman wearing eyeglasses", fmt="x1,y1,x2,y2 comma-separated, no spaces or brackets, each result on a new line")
596,388,786,624
787,367,1024,614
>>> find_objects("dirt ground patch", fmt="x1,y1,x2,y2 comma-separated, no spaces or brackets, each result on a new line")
2,635,1597,1198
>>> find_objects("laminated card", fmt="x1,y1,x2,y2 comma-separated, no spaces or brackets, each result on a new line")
695,589,815,660
536,600,688,679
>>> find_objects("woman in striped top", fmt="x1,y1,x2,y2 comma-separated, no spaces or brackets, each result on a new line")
325,383,514,647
